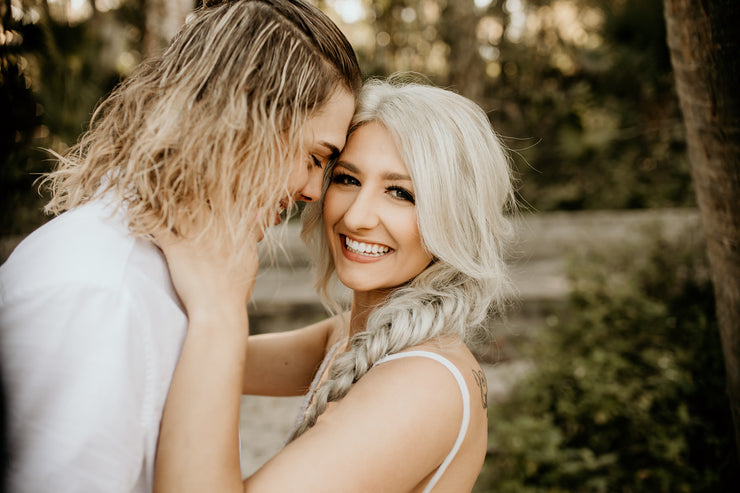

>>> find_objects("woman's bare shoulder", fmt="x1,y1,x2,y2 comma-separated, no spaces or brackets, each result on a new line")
354,337,486,424
393,338,487,402
373,339,489,490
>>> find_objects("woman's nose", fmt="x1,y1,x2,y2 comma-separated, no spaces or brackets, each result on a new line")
296,165,323,203
341,190,379,231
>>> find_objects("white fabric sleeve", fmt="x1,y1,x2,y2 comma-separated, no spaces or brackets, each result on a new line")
1,283,151,493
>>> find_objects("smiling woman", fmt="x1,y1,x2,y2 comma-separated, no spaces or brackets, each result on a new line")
323,122,434,299
154,76,516,493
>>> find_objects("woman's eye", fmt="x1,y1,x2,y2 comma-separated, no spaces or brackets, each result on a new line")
388,186,415,204
311,156,322,169
331,173,359,186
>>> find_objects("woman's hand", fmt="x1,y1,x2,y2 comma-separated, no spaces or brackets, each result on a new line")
154,222,262,493
156,224,260,328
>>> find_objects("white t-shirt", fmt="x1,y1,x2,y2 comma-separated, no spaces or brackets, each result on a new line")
0,199,188,492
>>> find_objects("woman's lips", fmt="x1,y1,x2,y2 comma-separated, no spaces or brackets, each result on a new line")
340,234,392,263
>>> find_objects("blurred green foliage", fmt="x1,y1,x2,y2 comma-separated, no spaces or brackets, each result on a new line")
362,0,691,212
474,228,738,492
1,0,143,234
501,0,687,210
2,6,47,235
2,0,693,233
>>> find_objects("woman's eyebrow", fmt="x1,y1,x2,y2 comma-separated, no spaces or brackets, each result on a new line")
334,160,358,172
318,141,341,159
382,172,411,181
334,161,411,182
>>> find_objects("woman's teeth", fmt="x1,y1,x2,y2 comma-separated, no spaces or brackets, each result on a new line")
345,237,390,256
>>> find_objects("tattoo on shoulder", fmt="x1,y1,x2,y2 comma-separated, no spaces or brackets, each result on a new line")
472,369,488,409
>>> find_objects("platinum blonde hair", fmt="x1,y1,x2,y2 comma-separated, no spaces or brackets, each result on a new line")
290,77,516,440
41,0,361,253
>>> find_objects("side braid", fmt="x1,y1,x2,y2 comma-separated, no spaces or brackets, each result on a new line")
287,265,494,441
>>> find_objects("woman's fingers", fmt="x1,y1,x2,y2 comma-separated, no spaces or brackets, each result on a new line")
156,222,262,321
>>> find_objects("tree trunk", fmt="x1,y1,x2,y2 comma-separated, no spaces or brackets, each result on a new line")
663,0,740,458
142,0,193,59
439,0,485,102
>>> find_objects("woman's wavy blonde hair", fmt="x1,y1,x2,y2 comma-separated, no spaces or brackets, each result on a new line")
41,0,361,251
290,76,517,440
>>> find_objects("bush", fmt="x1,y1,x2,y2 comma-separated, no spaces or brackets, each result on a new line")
475,227,739,492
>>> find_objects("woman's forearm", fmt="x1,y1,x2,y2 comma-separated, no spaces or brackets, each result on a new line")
241,316,339,396
154,309,249,493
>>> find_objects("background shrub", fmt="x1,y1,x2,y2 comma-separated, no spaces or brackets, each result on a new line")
475,227,739,492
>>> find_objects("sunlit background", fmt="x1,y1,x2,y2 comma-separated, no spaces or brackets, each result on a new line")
2,1,737,490
1,0,692,235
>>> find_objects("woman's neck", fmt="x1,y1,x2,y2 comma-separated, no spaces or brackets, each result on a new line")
348,288,392,338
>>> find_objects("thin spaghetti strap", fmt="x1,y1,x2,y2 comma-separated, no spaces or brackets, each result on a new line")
373,351,471,493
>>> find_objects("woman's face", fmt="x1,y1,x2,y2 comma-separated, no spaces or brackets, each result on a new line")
323,122,434,296
285,88,356,207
